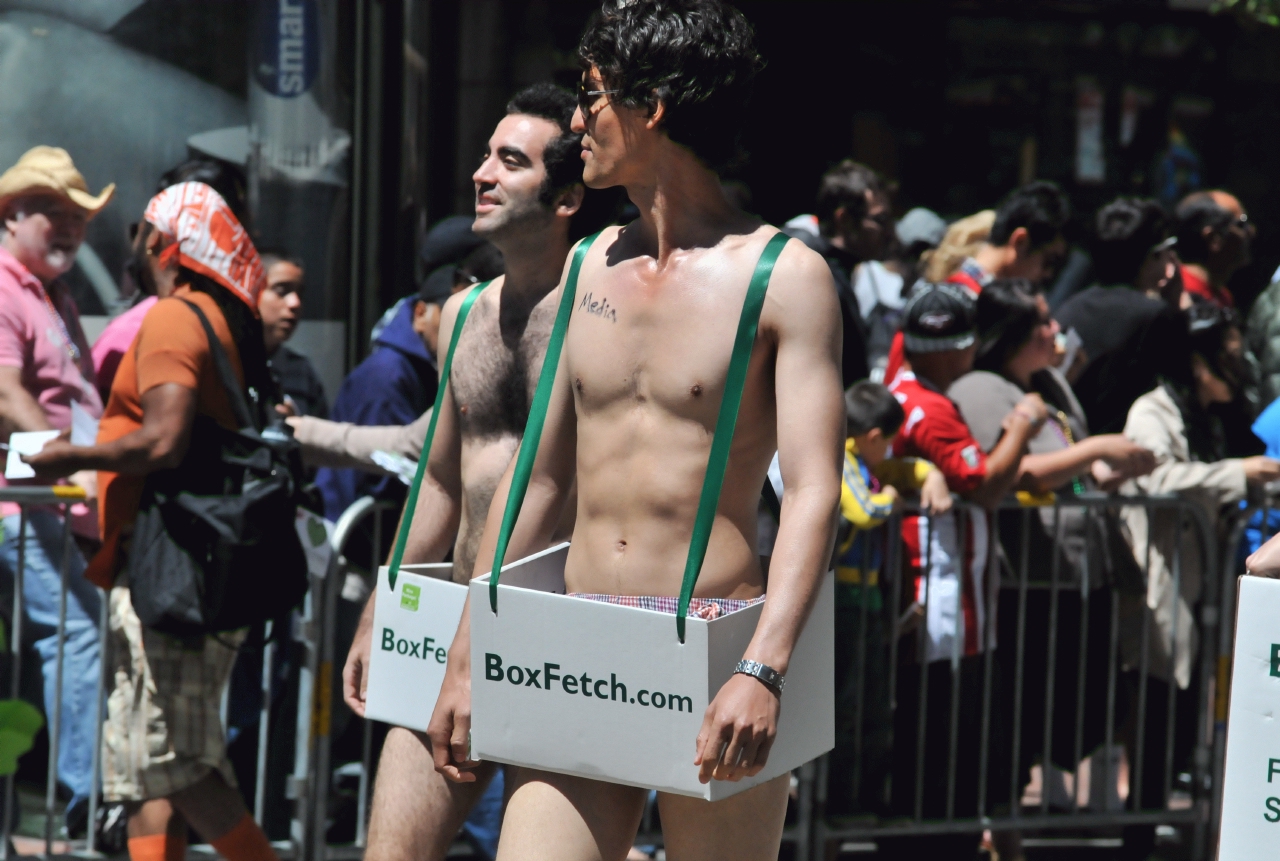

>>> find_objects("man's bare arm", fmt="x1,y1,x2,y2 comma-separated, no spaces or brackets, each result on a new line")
428,260,580,782
25,383,197,478
344,290,471,714
0,366,51,437
695,242,844,783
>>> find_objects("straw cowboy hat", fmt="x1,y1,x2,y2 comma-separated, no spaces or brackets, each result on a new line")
0,146,114,219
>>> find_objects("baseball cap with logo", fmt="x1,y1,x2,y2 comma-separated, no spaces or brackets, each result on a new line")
901,282,977,353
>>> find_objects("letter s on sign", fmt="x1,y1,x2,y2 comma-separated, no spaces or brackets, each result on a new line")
1266,797,1280,823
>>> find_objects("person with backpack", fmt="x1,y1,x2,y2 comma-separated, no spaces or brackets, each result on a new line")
25,182,286,861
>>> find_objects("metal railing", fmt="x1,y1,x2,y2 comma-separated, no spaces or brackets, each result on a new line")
0,485,1251,861
0,486,96,860
810,493,1225,860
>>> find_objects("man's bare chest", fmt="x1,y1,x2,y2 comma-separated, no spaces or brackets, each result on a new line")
565,268,766,419
448,297,554,439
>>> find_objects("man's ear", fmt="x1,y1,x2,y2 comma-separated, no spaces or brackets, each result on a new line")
864,427,884,445
1203,224,1223,254
1009,226,1031,256
555,183,586,219
645,92,666,129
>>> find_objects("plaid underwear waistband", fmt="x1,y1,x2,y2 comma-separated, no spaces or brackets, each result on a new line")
568,593,765,620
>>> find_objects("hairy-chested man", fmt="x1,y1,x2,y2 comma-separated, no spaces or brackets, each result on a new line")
340,83,591,861
426,3,844,859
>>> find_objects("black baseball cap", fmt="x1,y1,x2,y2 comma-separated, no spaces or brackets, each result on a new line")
902,282,977,353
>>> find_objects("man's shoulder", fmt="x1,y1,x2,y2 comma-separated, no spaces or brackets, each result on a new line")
138,295,211,339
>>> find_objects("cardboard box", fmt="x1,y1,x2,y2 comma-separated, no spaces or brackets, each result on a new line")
363,563,468,731
469,543,835,800
1219,575,1280,858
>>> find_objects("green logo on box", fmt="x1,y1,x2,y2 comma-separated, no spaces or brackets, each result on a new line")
401,583,420,611
1271,644,1280,678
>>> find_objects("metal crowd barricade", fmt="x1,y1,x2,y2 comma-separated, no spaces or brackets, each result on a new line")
0,486,97,861
281,490,1251,861
810,493,1227,860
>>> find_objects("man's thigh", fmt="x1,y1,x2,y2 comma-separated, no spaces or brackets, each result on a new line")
365,728,497,861
657,773,790,861
495,767,647,861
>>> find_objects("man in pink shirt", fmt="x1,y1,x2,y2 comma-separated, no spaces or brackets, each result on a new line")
0,146,113,836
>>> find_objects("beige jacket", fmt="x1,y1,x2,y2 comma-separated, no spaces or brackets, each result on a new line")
291,410,431,471
1119,385,1246,689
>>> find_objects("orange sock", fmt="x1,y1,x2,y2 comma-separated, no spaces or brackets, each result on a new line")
128,833,187,861
210,814,277,861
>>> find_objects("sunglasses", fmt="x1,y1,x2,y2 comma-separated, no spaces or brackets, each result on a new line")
577,80,622,117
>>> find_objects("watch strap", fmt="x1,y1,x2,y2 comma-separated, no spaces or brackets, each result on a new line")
734,659,785,694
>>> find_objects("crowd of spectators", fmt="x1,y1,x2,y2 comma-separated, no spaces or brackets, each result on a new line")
790,159,1280,859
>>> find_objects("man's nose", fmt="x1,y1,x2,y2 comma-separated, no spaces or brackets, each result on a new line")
285,291,302,311
570,106,587,134
473,155,499,186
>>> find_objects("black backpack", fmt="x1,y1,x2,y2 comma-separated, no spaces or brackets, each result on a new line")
125,299,310,636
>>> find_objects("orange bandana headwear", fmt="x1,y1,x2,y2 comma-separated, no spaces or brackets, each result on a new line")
143,182,264,311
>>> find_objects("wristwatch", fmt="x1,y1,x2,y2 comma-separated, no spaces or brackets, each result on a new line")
735,659,785,694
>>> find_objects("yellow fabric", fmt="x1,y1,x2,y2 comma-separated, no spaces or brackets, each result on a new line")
839,440,896,530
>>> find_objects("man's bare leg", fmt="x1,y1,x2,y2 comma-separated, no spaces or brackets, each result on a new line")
365,728,497,861
494,768,647,861
658,774,789,861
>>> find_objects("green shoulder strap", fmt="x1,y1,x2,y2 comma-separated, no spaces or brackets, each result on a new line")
675,231,789,641
387,281,488,590
489,232,600,611
487,231,791,643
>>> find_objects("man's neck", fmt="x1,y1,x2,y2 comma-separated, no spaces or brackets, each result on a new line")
493,227,572,306
972,242,1012,278
0,237,50,286
625,146,749,262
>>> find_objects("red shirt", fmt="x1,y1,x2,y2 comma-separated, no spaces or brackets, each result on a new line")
1180,266,1233,307
882,258,988,384
888,370,991,660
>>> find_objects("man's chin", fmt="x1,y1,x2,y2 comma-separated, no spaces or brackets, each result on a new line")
41,252,76,280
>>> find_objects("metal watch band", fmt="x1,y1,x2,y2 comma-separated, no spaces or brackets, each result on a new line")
734,659,785,693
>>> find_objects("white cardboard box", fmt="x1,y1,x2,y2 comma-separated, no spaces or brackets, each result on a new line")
1219,575,1280,858
469,543,835,800
363,563,468,731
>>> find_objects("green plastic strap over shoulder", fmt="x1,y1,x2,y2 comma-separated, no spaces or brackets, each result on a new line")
488,233,601,612
676,232,790,641
386,281,488,590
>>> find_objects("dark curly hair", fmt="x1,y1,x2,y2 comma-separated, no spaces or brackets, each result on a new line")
1092,197,1170,286
577,0,763,172
990,180,1070,250
506,83,583,207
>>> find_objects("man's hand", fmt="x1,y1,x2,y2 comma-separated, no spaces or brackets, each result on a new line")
694,672,780,784
880,483,901,513
1242,456,1280,486
425,654,481,782
1094,435,1156,480
22,430,82,479
342,597,377,716
1247,531,1280,578
919,469,952,515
